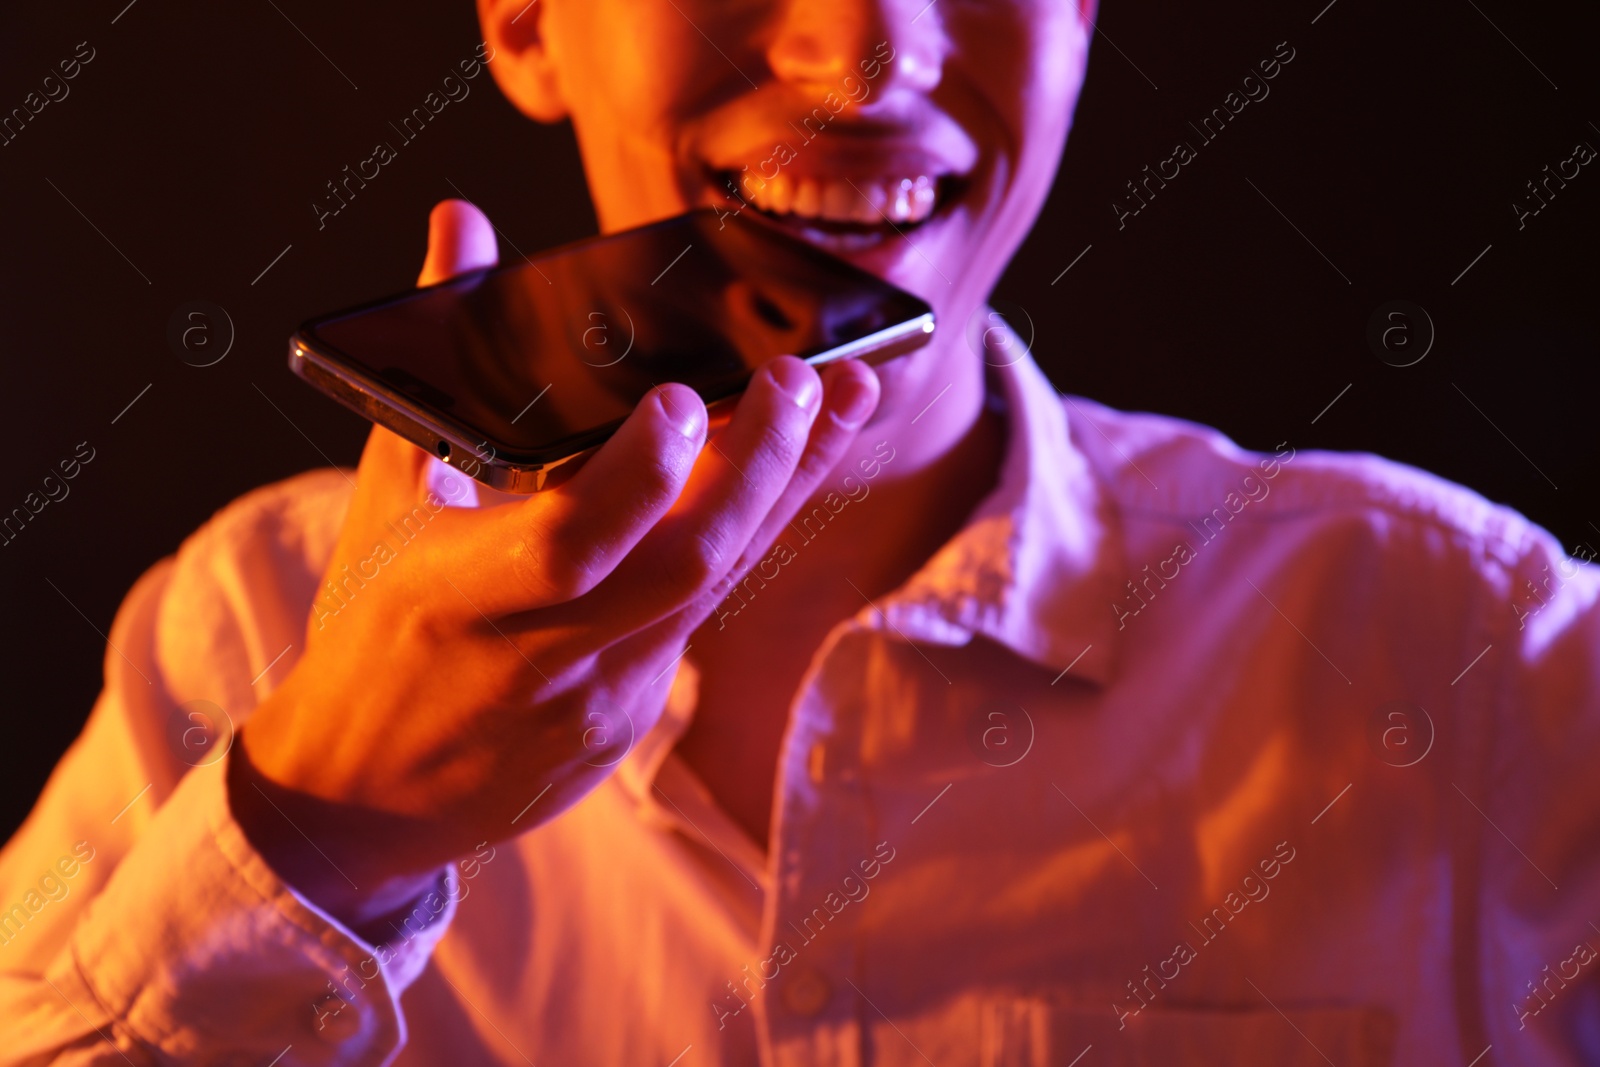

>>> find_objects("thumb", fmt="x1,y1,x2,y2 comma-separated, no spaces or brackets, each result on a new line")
348,198,499,513
418,198,499,286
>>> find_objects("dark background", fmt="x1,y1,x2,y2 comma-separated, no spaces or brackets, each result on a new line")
0,0,1594,837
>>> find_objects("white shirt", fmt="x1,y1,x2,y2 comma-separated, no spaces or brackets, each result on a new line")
2,342,1596,1066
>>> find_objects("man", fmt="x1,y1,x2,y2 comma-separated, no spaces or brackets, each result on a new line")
2,0,1596,1063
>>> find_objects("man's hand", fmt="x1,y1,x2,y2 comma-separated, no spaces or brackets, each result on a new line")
229,199,880,927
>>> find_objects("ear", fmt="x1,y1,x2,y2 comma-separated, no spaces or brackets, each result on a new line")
477,0,567,122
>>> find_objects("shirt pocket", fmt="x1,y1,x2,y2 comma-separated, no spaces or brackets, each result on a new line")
858,994,1396,1067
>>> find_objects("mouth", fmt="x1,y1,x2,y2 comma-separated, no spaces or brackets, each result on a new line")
707,167,968,253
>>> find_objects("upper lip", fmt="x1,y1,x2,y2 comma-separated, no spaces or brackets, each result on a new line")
708,145,968,187
698,113,980,187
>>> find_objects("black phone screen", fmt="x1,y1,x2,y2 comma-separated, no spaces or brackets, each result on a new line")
298,209,931,461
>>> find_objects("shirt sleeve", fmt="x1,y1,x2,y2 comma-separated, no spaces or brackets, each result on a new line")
0,471,456,1066
1477,527,1600,1062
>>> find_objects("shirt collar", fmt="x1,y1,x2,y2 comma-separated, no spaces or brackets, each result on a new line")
618,312,1129,812
863,311,1127,686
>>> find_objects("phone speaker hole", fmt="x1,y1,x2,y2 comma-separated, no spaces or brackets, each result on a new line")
436,440,451,461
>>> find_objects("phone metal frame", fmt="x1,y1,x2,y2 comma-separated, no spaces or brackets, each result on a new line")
289,283,935,494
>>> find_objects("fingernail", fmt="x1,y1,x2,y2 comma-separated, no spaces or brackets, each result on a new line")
766,358,820,410
831,373,878,427
656,386,705,439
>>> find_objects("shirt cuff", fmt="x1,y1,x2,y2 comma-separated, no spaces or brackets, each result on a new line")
68,749,455,1066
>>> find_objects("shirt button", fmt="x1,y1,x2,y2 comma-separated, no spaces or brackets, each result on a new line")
311,991,362,1041
781,966,833,1017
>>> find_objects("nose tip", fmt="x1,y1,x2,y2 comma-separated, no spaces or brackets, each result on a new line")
766,28,862,89
767,45,850,88
765,1,942,96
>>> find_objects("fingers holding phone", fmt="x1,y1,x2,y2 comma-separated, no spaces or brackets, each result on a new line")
446,380,707,615
565,354,881,636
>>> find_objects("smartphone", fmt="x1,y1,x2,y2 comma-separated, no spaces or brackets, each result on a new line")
288,208,935,493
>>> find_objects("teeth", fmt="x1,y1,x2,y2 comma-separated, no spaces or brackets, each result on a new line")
822,180,856,220
765,173,793,214
884,176,938,224
793,177,821,217
889,178,913,222
852,181,886,224
737,173,942,226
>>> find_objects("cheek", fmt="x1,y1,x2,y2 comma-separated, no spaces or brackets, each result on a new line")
563,6,748,229
1015,17,1091,163
570,99,684,223
950,3,1088,179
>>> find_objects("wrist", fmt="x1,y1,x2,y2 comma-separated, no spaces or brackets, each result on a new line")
226,731,438,934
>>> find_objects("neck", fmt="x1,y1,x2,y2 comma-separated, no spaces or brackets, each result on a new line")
725,337,1004,636
677,338,1009,849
